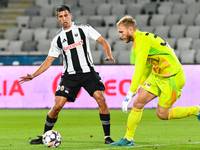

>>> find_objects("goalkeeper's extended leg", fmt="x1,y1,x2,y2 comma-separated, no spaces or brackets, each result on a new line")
168,105,199,120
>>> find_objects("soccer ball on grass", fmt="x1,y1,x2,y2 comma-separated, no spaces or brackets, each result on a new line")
42,130,62,148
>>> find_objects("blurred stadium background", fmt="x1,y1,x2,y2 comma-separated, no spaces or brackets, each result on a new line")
0,0,200,65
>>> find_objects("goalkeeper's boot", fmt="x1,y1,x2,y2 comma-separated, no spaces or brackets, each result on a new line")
197,104,200,121
104,137,114,144
109,137,134,146
29,136,43,144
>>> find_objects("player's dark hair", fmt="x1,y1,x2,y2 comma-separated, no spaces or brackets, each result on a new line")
56,5,70,15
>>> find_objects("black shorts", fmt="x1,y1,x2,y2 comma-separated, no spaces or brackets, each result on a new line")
55,70,105,102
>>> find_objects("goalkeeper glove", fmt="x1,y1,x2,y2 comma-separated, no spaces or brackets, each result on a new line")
122,85,141,113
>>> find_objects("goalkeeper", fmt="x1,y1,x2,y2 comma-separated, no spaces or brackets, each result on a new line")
110,15,200,146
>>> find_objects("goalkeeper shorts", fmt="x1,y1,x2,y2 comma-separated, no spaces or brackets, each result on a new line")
142,69,185,108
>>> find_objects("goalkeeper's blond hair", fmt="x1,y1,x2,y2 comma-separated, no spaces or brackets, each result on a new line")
116,15,137,29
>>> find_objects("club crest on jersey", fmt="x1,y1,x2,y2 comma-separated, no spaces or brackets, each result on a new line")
63,40,83,51
74,33,78,37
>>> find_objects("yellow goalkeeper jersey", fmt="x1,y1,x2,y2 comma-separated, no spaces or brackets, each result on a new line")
130,29,183,92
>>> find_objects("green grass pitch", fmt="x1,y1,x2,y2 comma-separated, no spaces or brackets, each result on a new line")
0,109,199,150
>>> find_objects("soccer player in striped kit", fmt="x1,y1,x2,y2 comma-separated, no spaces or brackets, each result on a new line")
110,15,200,146
19,5,115,145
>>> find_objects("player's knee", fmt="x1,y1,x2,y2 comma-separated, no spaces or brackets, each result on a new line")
52,104,62,114
156,111,168,120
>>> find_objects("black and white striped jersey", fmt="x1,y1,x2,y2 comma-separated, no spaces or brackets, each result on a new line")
48,22,101,75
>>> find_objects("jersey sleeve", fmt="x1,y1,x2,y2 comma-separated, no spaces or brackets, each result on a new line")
129,40,150,92
48,38,61,58
87,26,101,41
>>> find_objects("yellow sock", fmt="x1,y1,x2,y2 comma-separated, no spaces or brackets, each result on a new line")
125,107,143,140
168,106,199,119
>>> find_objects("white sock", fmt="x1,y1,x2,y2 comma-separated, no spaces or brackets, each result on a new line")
104,136,110,139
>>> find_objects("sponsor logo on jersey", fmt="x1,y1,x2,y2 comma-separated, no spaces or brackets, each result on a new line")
63,40,83,51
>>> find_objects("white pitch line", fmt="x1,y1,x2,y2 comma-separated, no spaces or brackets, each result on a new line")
89,141,200,150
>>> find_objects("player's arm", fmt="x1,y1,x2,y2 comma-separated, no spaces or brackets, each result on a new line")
96,36,115,63
19,56,56,83
122,41,150,113
140,61,153,85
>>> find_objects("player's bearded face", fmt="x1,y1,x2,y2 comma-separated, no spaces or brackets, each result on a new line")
57,10,72,30
118,25,133,43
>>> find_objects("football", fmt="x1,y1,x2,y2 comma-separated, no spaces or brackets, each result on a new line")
42,130,62,148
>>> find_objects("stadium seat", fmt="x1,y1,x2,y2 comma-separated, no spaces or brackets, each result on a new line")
157,3,173,14
48,28,60,39
174,49,181,59
165,38,177,49
43,17,58,29
139,26,154,33
143,2,158,14
0,39,9,51
25,5,41,16
34,28,48,42
135,14,150,27
93,0,107,5
39,5,55,17
187,2,200,14
149,14,166,26
194,14,200,26
50,0,64,6
37,39,51,54
111,4,126,18
108,0,121,4
95,27,108,38
117,51,130,65
169,25,186,38
78,0,93,6
165,14,181,26
126,42,133,51
113,40,127,52
29,16,44,28
127,4,143,17
191,39,200,51
8,40,23,54
22,41,37,52
90,50,103,65
63,0,78,7
180,14,196,26
103,15,118,27
176,37,193,51
4,27,20,40
122,0,137,5
172,3,187,14
137,0,150,5
195,50,200,63
180,49,196,64
16,16,30,28
19,28,34,42
88,15,104,27
70,6,82,17
35,0,49,7
81,4,97,15
74,15,88,23
154,26,170,38
96,4,112,16
185,26,200,39
107,27,120,40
